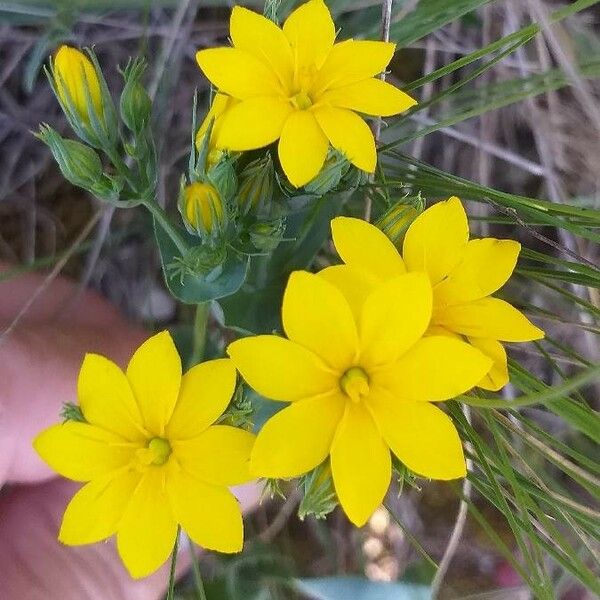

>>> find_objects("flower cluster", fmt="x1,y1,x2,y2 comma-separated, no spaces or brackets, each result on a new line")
33,0,545,586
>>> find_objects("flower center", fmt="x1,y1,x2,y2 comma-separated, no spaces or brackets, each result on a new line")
290,91,313,110
340,367,370,403
137,437,172,466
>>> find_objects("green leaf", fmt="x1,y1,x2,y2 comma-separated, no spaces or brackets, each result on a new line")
295,577,431,600
387,0,494,47
153,219,249,304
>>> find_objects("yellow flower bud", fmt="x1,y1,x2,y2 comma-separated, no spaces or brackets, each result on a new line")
376,203,420,246
182,182,225,235
53,45,103,123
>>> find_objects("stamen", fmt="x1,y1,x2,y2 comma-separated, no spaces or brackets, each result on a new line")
340,367,370,403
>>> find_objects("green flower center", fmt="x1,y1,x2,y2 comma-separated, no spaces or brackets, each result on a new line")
290,91,313,110
340,367,370,403
137,437,172,466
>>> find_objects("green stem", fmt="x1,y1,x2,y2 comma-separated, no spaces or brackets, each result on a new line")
166,526,181,600
189,302,210,368
142,198,189,257
188,538,208,600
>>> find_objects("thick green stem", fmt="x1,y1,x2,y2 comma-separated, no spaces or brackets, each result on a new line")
189,302,210,368
142,198,189,257
166,526,181,600
188,538,208,600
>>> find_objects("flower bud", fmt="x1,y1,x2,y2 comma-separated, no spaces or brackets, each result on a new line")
298,462,337,520
36,124,113,198
248,219,285,252
195,93,236,169
180,182,226,238
376,200,422,245
120,58,152,134
304,150,350,196
53,45,103,125
237,155,274,216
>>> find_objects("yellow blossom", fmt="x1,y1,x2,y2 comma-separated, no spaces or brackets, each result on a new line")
195,0,416,188
326,197,545,391
182,181,225,234
53,45,103,123
228,271,492,526
195,93,237,167
34,331,255,578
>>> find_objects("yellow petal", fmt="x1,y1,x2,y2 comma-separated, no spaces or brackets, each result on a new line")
78,353,145,442
331,216,405,279
312,40,395,95
217,96,292,151
359,273,432,368
167,466,243,553
469,337,508,391
196,47,282,99
331,402,390,526
278,110,329,187
368,390,466,479
376,336,492,402
437,297,544,342
435,238,521,306
315,106,376,172
59,470,141,545
230,6,294,89
227,335,337,401
403,196,469,285
167,359,236,440
33,422,135,482
250,392,345,478
282,271,358,371
126,331,181,437
318,265,378,322
321,78,416,116
283,0,335,70
195,93,236,150
173,425,255,486
116,468,178,579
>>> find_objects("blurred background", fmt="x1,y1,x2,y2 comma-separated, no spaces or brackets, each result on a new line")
0,1,598,599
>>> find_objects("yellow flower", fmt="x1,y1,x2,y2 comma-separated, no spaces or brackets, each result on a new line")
195,93,237,167
326,197,545,391
34,332,255,578
228,271,492,526
53,45,103,123
195,0,416,188
182,181,225,235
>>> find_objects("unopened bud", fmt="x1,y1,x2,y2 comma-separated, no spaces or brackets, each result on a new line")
120,59,151,134
37,125,113,198
53,45,103,124
304,151,350,196
49,46,117,150
237,155,274,216
248,219,285,252
376,200,422,245
298,462,337,520
180,182,226,239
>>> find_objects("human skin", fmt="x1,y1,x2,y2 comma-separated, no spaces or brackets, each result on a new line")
0,263,259,599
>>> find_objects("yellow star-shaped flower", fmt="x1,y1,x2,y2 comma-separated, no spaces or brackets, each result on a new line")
228,271,492,526
195,0,416,187
325,196,545,391
34,331,255,578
